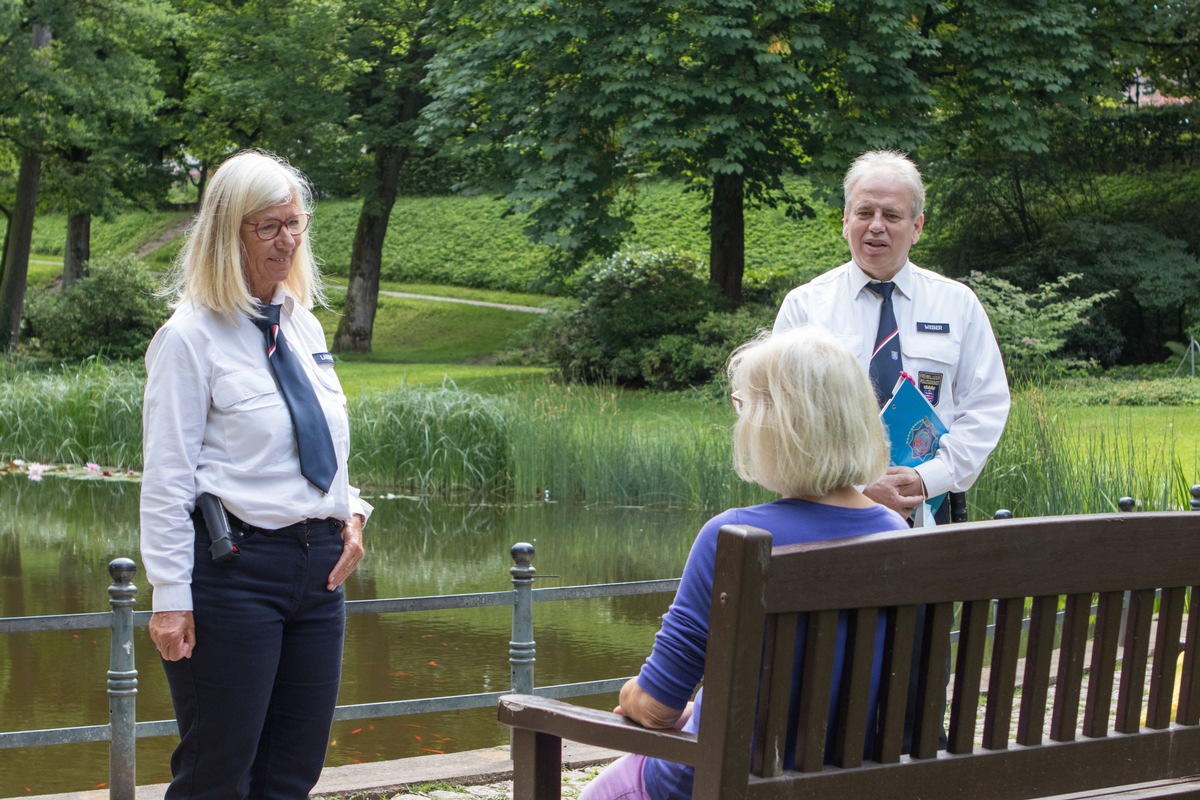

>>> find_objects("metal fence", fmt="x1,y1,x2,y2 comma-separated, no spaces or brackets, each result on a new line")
0,542,680,800
3,490,1198,800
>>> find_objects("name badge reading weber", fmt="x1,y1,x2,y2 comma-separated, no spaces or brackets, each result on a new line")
917,322,950,334
918,371,944,406
313,352,335,365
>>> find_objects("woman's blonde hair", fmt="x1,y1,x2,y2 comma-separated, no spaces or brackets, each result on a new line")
729,326,888,499
166,150,325,317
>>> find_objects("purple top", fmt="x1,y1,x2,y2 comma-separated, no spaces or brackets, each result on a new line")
639,498,907,800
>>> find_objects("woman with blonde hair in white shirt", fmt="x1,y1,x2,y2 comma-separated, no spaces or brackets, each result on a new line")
140,149,370,800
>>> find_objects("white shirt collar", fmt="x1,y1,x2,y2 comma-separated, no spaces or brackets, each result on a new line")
850,260,913,299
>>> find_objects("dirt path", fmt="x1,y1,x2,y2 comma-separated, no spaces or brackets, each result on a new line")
136,217,193,258
373,288,549,314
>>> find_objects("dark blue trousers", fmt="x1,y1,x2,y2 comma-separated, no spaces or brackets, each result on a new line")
161,516,345,800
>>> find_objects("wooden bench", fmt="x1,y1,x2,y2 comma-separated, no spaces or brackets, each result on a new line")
498,513,1200,799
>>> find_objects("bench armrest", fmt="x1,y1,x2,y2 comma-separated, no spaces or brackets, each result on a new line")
498,694,700,767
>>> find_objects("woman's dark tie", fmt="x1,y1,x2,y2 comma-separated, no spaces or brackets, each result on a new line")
253,304,337,492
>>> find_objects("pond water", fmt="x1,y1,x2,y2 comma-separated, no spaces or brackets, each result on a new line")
0,475,709,797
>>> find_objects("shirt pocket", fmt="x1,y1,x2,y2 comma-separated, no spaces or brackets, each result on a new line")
208,369,293,463
838,333,867,361
310,359,346,401
211,370,281,411
903,331,961,371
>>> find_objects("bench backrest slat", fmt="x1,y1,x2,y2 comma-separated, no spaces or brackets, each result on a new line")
830,607,878,768
1019,595,1059,745
1149,585,1188,728
874,604,916,764
1050,592,1092,741
1083,589,1125,738
794,609,838,773
913,601,953,759
948,598,988,753
1117,588,1157,733
752,611,796,778
983,596,1024,749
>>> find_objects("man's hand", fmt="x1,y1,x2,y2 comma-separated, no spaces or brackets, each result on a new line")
864,466,926,518
327,513,365,590
149,611,195,661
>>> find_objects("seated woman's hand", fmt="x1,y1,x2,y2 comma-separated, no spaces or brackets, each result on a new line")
617,677,685,730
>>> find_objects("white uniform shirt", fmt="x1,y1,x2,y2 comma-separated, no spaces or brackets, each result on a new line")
140,291,372,612
773,260,1010,499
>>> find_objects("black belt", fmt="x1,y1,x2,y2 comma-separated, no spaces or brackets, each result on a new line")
226,514,343,541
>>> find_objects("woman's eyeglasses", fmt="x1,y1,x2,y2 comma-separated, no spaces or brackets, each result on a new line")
242,213,311,241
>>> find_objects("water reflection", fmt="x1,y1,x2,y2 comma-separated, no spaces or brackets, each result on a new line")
0,475,706,796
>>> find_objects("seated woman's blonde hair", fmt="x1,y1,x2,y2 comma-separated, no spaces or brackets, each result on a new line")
167,149,325,317
729,326,888,499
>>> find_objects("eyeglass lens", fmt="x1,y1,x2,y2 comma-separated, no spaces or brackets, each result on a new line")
254,215,310,240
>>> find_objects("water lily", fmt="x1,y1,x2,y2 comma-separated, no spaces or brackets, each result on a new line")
28,463,46,482
86,462,101,472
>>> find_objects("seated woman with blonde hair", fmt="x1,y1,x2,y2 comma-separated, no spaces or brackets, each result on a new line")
580,326,908,800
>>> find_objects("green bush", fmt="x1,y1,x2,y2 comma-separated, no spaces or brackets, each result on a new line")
22,258,168,361
641,303,774,391
961,272,1115,380
1049,377,1200,407
533,248,723,386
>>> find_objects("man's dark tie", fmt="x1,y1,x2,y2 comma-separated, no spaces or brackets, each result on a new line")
253,304,337,492
866,281,902,406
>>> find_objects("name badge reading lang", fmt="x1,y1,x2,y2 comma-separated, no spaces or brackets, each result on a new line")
313,352,334,365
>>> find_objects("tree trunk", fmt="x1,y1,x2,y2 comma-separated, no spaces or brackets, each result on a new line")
0,148,43,351
63,212,91,286
709,172,746,304
333,145,407,353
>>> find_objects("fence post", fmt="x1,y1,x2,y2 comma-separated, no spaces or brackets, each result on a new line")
509,543,536,696
107,558,138,800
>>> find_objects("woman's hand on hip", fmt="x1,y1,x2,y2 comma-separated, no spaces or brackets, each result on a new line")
149,611,196,661
328,514,365,590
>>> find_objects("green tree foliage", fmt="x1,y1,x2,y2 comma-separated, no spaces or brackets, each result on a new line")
424,0,1141,303
163,0,356,196
36,1,177,284
1,0,170,349
1139,0,1200,99
424,0,929,300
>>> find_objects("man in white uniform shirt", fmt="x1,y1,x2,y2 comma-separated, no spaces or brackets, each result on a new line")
773,150,1010,523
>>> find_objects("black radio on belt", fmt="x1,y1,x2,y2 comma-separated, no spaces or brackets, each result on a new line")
196,492,239,564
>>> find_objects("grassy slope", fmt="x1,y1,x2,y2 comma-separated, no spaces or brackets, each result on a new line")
18,179,847,296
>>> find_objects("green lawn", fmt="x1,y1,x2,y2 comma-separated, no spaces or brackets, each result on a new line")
1055,404,1200,477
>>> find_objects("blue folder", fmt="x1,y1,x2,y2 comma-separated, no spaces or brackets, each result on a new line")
881,376,948,514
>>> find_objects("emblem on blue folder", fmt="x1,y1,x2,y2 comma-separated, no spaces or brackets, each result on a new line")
906,417,940,461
